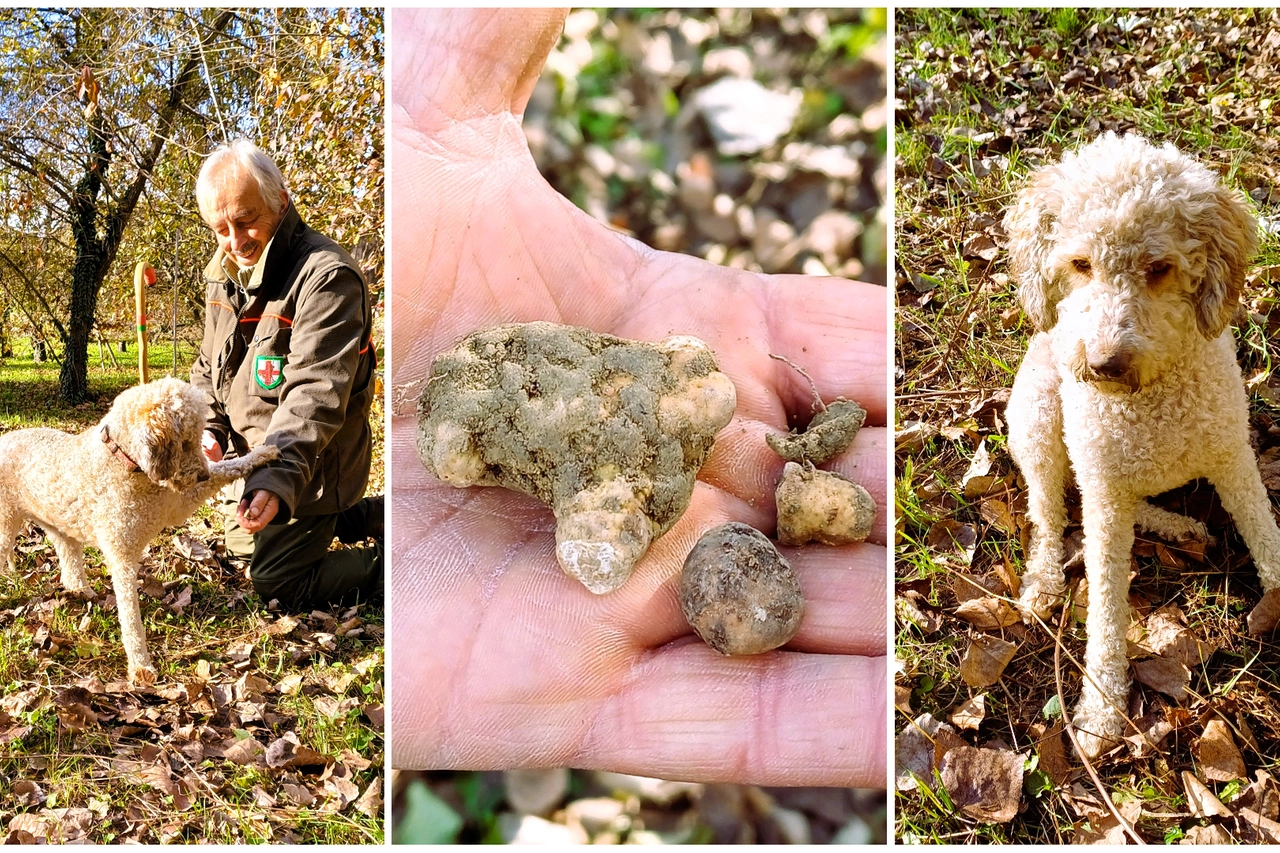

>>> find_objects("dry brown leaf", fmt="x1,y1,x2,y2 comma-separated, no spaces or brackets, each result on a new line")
1071,799,1141,844
896,712,952,792
362,704,384,729
894,684,913,714
1196,718,1247,782
952,573,1002,604
896,593,942,634
13,780,44,807
954,597,1019,629
1132,656,1189,700
925,519,977,564
1182,770,1232,818
283,782,316,807
1181,824,1232,844
354,776,382,819
938,745,1023,823
959,635,1017,688
1248,589,1280,635
960,439,993,488
978,499,1017,535
1031,721,1071,786
1143,605,1216,667
948,694,986,731
221,735,264,766
1238,806,1280,843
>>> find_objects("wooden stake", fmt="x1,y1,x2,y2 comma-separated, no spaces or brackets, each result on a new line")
134,261,154,384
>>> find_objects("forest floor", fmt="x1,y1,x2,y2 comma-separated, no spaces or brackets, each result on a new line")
0,340,384,843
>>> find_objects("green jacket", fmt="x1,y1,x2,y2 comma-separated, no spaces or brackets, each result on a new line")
190,203,376,520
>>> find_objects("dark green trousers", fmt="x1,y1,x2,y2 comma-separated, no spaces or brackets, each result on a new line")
225,497,382,611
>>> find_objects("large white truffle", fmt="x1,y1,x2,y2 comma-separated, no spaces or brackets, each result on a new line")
417,321,737,593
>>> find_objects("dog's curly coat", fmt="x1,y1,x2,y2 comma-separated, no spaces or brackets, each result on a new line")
1004,132,1280,758
0,378,278,686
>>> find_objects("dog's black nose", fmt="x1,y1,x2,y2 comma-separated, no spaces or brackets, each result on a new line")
1090,351,1132,380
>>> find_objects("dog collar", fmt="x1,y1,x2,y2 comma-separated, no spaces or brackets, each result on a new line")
100,425,140,472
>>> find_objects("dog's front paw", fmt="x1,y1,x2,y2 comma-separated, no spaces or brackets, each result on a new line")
1016,575,1066,623
250,444,282,465
1070,701,1125,760
128,663,158,688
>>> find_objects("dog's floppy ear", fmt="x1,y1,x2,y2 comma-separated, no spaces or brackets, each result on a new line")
1192,184,1257,338
135,401,180,486
1004,168,1065,331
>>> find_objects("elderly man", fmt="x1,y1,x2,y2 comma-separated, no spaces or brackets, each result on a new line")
191,139,381,610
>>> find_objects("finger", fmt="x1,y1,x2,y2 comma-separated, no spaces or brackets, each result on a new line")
577,645,885,786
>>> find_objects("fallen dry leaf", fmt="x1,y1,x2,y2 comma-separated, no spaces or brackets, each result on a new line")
1238,805,1280,843
1248,589,1280,635
1071,799,1141,844
1182,770,1232,818
948,695,986,731
13,780,44,807
1132,656,1190,700
1143,605,1216,667
1181,823,1233,844
896,712,952,792
954,597,1019,629
895,684,912,714
896,592,943,634
952,573,1003,605
959,634,1017,688
1196,718,1247,782
354,776,382,819
1030,721,1071,786
938,745,1023,823
926,519,978,565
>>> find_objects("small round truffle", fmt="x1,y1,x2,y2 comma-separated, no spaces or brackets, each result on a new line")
766,398,865,465
775,461,876,546
679,522,805,655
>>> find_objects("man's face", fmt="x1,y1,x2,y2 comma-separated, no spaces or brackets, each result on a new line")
201,175,288,269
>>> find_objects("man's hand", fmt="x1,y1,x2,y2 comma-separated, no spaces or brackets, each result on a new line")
237,489,280,534
390,9,887,787
202,430,224,462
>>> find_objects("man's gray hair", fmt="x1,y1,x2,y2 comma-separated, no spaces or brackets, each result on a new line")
196,139,290,218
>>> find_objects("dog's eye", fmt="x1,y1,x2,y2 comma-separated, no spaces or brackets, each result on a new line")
1147,261,1171,277
1071,258,1092,273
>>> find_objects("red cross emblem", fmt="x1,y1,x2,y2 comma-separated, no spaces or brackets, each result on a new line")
254,355,284,390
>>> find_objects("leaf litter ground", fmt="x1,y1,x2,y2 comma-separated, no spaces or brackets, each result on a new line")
0,358,384,844
896,8,1280,845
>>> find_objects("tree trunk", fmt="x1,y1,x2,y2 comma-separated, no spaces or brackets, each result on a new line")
55,9,235,403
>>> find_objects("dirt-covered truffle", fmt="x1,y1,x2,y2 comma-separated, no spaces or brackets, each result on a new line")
766,398,865,465
679,522,804,655
416,321,737,594
775,461,876,546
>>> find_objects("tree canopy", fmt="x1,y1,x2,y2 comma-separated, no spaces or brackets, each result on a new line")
0,8,383,401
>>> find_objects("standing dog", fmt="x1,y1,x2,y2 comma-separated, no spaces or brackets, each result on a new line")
1004,132,1280,758
0,378,278,686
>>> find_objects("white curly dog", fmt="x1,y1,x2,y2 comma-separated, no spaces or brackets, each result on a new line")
0,378,278,686
1004,132,1280,758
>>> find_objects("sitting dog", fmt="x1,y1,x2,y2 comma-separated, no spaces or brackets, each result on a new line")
0,378,278,686
1003,132,1280,758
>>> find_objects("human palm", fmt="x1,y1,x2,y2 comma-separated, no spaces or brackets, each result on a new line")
390,9,886,786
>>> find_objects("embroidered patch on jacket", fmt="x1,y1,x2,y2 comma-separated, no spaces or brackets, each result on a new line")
254,355,285,390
